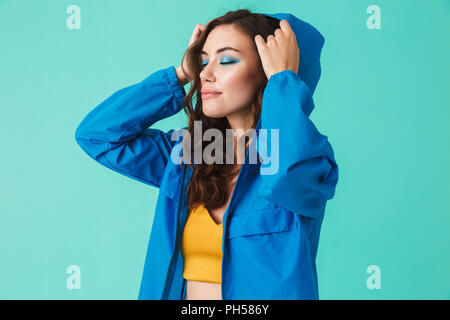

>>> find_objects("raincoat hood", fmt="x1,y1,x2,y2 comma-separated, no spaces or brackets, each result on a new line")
260,12,324,116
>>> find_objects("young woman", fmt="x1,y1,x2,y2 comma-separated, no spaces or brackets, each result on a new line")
75,9,339,300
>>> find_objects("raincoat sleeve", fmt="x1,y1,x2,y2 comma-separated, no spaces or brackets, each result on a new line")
74,66,186,188
258,69,339,220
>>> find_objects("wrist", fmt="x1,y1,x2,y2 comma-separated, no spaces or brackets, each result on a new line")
175,66,188,86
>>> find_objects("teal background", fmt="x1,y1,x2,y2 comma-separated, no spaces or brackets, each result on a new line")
1,0,449,299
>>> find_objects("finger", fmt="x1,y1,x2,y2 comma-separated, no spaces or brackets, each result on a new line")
189,24,204,45
254,34,266,48
274,28,282,38
279,19,294,36
254,35,269,59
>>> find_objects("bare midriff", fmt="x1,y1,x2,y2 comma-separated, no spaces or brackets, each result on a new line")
185,280,222,300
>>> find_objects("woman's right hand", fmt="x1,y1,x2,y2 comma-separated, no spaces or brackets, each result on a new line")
176,23,205,86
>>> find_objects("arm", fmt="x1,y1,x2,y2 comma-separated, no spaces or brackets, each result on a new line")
258,70,339,219
74,66,186,188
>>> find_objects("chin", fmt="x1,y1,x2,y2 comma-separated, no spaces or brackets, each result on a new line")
202,106,228,118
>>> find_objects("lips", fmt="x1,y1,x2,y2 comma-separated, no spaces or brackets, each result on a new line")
201,88,221,94
201,89,222,99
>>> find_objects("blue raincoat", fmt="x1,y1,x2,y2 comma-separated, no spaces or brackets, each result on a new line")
75,12,339,300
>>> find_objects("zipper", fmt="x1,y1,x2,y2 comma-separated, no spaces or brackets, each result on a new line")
161,162,187,299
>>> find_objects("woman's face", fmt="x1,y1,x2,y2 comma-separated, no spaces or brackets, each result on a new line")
199,24,265,130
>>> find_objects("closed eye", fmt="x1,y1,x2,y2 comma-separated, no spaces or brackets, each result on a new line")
201,56,240,68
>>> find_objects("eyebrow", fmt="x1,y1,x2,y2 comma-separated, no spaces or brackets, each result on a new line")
201,47,241,55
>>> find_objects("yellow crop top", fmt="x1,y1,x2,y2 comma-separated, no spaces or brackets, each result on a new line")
181,203,223,284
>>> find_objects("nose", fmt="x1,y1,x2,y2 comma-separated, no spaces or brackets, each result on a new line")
199,59,216,83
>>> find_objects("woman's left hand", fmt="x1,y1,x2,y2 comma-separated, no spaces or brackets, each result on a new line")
254,19,300,80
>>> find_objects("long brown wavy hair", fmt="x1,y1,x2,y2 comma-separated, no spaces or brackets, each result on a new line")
179,9,280,212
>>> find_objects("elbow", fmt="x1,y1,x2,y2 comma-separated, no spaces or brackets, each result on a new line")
74,121,91,150
322,157,339,201
74,123,85,146
74,122,109,161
